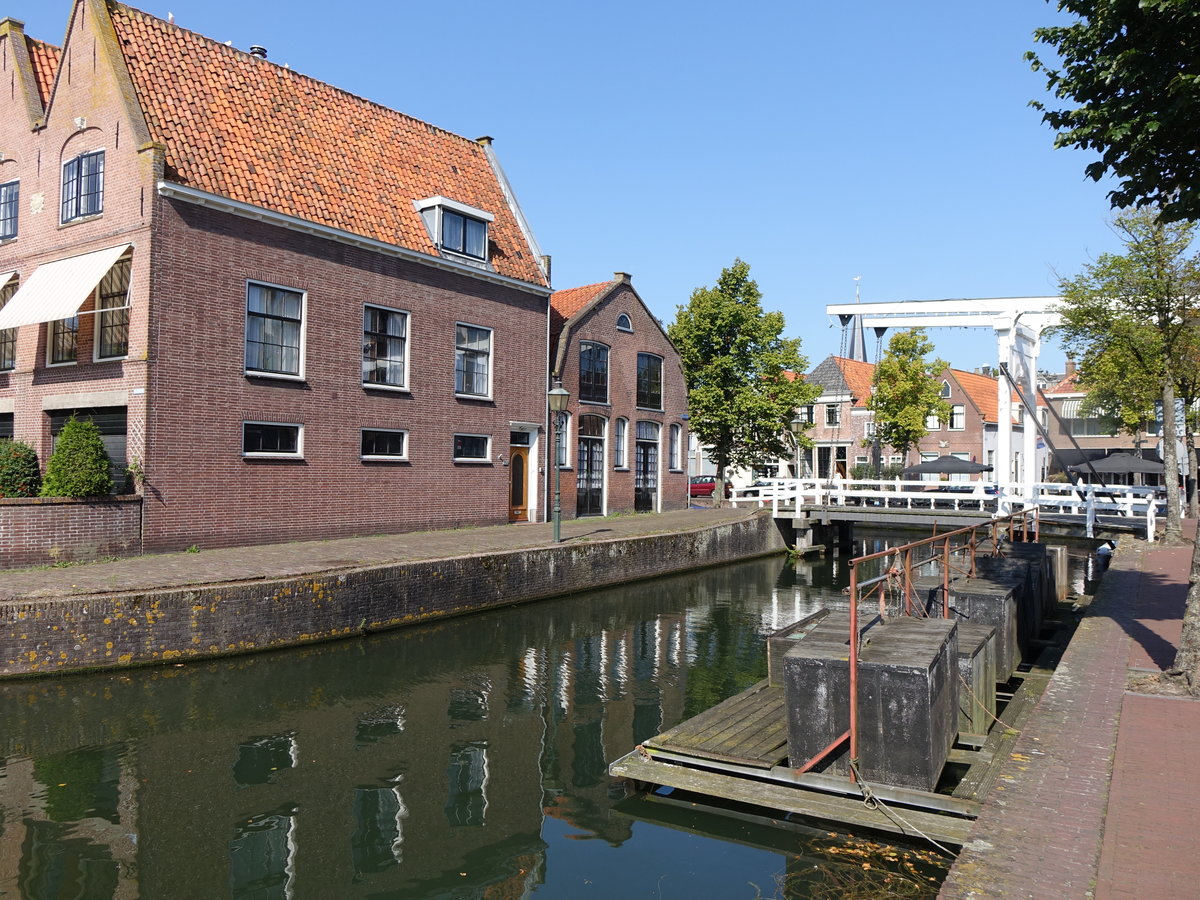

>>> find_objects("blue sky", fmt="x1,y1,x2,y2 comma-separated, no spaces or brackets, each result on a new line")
14,0,1119,374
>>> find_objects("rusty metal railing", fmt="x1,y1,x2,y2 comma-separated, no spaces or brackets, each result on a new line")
794,507,1039,780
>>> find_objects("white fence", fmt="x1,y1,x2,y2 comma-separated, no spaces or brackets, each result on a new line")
730,478,1162,538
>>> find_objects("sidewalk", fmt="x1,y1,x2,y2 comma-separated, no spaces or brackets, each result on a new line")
0,506,754,600
942,524,1200,899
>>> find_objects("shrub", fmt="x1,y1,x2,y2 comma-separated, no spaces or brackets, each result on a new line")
0,440,41,497
40,416,112,498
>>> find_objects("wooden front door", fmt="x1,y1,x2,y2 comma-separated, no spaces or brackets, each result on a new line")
508,447,529,521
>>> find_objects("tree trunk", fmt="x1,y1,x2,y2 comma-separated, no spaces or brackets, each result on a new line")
1161,376,1183,542
1168,533,1200,694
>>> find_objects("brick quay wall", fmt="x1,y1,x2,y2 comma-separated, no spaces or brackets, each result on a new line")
0,512,787,678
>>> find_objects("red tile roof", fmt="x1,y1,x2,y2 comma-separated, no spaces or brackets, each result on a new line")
1047,371,1081,394
550,282,610,321
832,357,876,406
950,369,1002,423
105,3,546,286
26,36,59,109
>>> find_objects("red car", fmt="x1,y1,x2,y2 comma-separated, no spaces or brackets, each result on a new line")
689,476,717,497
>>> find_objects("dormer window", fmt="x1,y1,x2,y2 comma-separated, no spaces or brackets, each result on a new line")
414,196,493,263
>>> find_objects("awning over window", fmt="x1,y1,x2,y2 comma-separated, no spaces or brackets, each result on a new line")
0,244,130,330
1057,398,1083,418
0,272,15,290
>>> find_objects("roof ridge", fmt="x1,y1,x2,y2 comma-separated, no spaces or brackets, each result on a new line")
113,1,487,150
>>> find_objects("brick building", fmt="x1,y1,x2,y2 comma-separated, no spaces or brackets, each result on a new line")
549,274,688,516
0,1,555,550
797,355,1029,480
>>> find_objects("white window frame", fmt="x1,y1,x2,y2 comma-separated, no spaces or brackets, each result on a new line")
361,428,409,461
414,196,494,263
669,423,682,471
362,303,410,391
244,279,306,380
61,149,105,224
453,432,492,463
454,322,493,399
242,421,303,459
616,313,633,333
614,416,628,469
825,404,840,426
46,317,79,367
925,413,941,430
94,256,132,362
949,404,966,431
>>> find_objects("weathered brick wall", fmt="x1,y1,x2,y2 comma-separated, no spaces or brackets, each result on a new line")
0,511,785,676
142,199,550,551
553,281,689,516
0,495,142,568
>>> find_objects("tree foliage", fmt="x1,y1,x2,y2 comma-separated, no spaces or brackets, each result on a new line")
865,330,951,466
669,259,820,487
40,416,112,498
0,440,41,498
1051,208,1200,543
1028,1,1200,222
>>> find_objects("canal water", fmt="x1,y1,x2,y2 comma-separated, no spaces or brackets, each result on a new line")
0,538,1102,899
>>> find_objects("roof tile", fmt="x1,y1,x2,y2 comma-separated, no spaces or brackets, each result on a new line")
105,3,546,286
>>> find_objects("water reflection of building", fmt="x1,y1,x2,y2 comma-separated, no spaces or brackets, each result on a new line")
0,558,793,898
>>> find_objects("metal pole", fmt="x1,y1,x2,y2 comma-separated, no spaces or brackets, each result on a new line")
554,415,564,542
848,561,859,782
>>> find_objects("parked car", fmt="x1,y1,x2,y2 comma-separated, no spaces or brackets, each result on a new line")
689,476,717,498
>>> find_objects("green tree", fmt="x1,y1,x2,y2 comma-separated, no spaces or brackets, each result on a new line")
0,440,41,497
1027,1,1200,222
865,330,951,467
669,259,819,496
1052,208,1199,543
40,416,112,498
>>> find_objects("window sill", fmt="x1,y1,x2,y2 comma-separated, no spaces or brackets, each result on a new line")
246,371,306,383
453,458,493,465
94,355,129,363
635,406,664,413
362,456,410,463
613,466,630,472
243,453,304,461
59,214,104,229
363,382,410,394
46,360,77,368
455,393,494,402
0,236,15,245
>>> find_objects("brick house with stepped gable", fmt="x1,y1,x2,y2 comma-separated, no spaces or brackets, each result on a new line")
797,355,1034,480
549,273,688,516
0,0,554,551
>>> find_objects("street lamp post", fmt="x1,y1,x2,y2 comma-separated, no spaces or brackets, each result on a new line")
548,381,570,543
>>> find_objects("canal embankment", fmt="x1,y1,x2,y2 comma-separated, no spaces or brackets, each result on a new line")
0,507,784,677
941,523,1200,899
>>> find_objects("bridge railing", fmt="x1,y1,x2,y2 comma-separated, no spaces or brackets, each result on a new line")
730,477,1163,537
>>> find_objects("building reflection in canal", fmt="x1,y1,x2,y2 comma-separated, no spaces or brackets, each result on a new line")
0,546,995,898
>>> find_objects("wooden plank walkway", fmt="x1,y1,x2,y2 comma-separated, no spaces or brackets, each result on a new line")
645,680,788,768
610,751,975,846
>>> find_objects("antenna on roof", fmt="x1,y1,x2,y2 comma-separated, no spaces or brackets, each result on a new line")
249,45,268,59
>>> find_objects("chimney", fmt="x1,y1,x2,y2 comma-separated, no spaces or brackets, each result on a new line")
614,272,631,284
249,45,268,59
540,255,552,281
476,135,494,146
1065,358,1076,377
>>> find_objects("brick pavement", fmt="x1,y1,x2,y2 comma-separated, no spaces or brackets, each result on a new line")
0,506,755,600
942,528,1199,899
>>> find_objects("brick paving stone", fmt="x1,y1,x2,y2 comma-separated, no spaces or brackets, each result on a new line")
942,527,1200,900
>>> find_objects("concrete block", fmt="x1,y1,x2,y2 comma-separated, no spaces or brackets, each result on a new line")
783,611,958,792
767,609,829,687
955,622,997,736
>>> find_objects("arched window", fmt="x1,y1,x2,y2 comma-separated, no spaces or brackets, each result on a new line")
616,313,633,332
